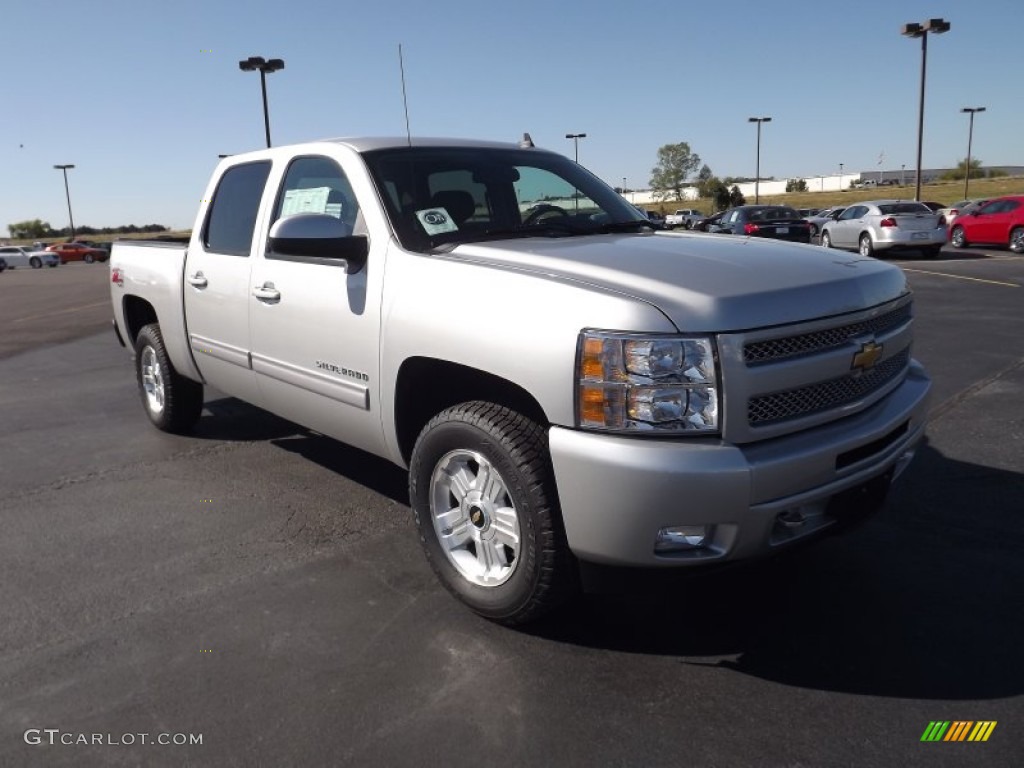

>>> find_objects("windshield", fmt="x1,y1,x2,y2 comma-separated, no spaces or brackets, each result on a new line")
361,146,649,252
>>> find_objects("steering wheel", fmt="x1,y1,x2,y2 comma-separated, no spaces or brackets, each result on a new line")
523,204,570,226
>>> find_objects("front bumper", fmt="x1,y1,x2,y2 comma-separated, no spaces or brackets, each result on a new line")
549,360,931,567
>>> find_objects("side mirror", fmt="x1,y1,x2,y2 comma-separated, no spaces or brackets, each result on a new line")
268,213,368,273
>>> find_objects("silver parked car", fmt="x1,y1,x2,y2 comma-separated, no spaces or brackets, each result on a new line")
820,200,946,258
0,245,61,268
805,206,846,237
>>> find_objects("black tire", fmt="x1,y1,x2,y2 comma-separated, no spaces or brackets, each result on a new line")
951,225,968,249
48,262,58,268
923,245,942,259
84,253,95,264
409,401,577,625
859,233,874,258
821,230,833,248
134,324,203,434
1009,227,1024,254
30,257,42,269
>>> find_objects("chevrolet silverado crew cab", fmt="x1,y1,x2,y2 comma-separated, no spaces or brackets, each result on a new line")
110,137,931,624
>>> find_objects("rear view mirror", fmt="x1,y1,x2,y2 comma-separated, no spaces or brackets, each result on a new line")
268,213,368,273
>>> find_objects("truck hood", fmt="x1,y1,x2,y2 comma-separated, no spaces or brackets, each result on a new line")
449,232,908,332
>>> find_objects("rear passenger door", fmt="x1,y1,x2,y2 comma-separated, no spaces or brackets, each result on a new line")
183,160,272,406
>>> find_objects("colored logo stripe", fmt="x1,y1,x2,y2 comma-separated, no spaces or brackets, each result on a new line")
921,721,996,742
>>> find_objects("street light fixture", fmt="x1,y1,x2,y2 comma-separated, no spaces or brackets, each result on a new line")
565,133,587,164
53,164,76,241
902,18,951,202
961,107,986,198
748,117,771,203
239,56,285,148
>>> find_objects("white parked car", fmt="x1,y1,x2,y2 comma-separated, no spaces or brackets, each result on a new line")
820,200,946,259
0,245,61,268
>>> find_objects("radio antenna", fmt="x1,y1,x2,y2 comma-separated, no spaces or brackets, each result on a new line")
399,44,412,147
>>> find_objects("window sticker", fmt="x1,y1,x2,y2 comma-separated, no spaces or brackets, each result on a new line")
281,187,330,217
416,207,458,235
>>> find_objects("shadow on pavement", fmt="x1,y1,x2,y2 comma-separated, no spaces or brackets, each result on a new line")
526,439,1023,701
192,397,408,504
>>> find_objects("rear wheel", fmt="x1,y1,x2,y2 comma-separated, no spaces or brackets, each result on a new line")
951,225,968,248
30,256,42,268
859,234,874,258
1009,227,1024,254
923,246,942,259
134,324,204,433
84,253,95,264
409,402,577,625
821,230,833,248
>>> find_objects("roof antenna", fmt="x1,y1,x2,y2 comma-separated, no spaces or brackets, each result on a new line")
399,44,412,147
519,132,535,148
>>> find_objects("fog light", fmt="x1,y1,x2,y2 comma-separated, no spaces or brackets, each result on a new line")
654,525,710,553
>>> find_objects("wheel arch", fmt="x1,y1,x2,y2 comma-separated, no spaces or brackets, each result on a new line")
394,357,549,465
122,295,159,346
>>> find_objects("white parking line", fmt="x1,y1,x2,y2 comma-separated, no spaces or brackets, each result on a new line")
901,269,1019,287
12,301,111,324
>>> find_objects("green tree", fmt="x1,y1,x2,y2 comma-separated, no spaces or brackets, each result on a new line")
729,185,746,207
8,219,51,239
713,182,733,212
940,158,983,181
649,142,701,202
785,178,808,193
695,164,715,198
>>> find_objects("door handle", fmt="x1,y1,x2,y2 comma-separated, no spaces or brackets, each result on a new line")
187,271,208,288
252,282,281,302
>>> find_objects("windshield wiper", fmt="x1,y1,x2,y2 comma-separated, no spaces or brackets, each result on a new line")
597,220,656,233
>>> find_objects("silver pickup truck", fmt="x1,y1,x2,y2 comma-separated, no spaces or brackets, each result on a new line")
110,137,931,624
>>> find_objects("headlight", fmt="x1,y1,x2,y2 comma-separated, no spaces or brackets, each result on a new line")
577,330,719,434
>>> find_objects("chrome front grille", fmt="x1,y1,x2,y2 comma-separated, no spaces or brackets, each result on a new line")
744,303,912,365
748,349,910,425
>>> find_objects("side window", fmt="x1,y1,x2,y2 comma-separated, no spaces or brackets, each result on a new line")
1003,200,1020,213
272,155,360,233
203,161,272,256
838,207,859,221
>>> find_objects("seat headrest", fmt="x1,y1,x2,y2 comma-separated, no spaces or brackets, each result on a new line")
429,190,476,226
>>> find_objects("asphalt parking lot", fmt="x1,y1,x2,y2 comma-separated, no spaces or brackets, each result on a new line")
1,247,1021,767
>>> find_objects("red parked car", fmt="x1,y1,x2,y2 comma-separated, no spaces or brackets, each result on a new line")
46,242,109,264
949,196,1024,254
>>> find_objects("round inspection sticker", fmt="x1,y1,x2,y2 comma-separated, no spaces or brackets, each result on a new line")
416,208,458,235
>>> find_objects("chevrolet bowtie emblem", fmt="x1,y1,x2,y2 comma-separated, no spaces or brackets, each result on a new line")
852,340,884,372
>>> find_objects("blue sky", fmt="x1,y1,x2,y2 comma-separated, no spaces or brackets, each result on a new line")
2,0,1021,232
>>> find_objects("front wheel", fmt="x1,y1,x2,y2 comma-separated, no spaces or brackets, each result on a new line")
409,402,577,625
84,254,95,264
859,234,874,258
30,257,42,268
1009,227,1024,254
821,230,833,248
951,225,968,249
134,324,204,433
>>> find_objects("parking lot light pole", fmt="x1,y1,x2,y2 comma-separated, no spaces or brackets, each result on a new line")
748,117,771,204
53,164,76,241
239,56,285,148
565,133,586,164
901,163,906,186
961,107,986,199
839,163,843,191
902,19,951,202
